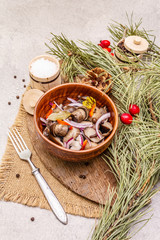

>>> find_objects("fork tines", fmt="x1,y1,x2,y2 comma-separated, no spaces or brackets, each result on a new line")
8,128,27,153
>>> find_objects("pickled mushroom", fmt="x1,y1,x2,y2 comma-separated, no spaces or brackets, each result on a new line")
84,127,104,143
41,96,113,151
51,123,69,137
63,127,80,143
71,106,89,123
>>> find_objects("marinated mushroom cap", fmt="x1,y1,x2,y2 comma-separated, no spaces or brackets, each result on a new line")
84,127,104,143
70,140,82,150
100,121,113,137
52,136,63,146
43,126,63,146
43,127,50,138
63,127,80,143
71,106,89,123
51,123,69,137
46,119,55,128
63,105,76,113
49,134,64,146
78,106,89,120
89,107,107,123
84,141,98,150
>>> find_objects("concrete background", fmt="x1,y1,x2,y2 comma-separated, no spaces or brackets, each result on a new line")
0,0,160,239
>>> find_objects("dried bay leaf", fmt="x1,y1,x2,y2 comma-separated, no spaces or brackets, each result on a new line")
47,111,71,121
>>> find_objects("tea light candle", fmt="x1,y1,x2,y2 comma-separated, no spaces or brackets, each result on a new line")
29,55,61,92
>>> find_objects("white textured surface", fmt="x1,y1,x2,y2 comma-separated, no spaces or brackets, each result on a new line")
0,0,160,239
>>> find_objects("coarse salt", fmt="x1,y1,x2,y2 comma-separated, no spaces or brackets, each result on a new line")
30,58,58,78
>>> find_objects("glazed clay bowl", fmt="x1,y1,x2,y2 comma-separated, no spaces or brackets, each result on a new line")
34,83,118,162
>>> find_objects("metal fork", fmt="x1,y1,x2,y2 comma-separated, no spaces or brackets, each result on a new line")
8,128,68,225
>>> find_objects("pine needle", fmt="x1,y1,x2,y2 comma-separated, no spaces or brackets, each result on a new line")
45,13,160,240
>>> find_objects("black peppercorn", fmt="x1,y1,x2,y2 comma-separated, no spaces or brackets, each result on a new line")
92,118,97,124
84,162,89,166
79,175,86,179
30,217,35,221
8,102,11,105
14,75,17,79
16,173,20,178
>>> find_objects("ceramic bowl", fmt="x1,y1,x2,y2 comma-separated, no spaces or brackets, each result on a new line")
34,83,118,162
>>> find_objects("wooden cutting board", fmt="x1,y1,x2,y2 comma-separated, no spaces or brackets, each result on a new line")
27,114,117,205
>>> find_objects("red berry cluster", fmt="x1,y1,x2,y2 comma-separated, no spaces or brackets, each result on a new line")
120,104,140,125
98,40,114,56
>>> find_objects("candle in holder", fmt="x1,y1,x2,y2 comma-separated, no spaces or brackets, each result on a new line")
29,55,61,92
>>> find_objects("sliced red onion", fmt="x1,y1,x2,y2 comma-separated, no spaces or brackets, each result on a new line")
64,120,93,129
49,102,54,106
67,102,83,107
54,101,63,111
67,97,77,103
76,134,83,146
65,137,74,149
40,117,47,124
96,112,111,139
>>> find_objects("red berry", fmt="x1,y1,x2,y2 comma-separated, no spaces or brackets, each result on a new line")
129,104,140,115
120,113,133,125
100,40,110,48
98,43,103,48
111,53,114,56
104,47,111,53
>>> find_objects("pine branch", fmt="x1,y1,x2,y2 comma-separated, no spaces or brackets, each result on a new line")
45,14,160,240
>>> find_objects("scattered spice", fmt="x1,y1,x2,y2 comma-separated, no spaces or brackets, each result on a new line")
8,102,11,105
14,75,17,79
84,162,89,166
22,79,25,82
30,217,35,221
92,118,97,124
24,85,26,88
79,175,86,179
16,173,20,178
16,95,20,99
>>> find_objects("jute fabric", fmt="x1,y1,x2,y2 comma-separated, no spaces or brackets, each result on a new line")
0,93,101,218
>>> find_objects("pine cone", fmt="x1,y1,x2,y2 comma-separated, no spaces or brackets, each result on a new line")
77,67,112,93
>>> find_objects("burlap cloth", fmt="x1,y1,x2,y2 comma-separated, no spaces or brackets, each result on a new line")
0,94,101,218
